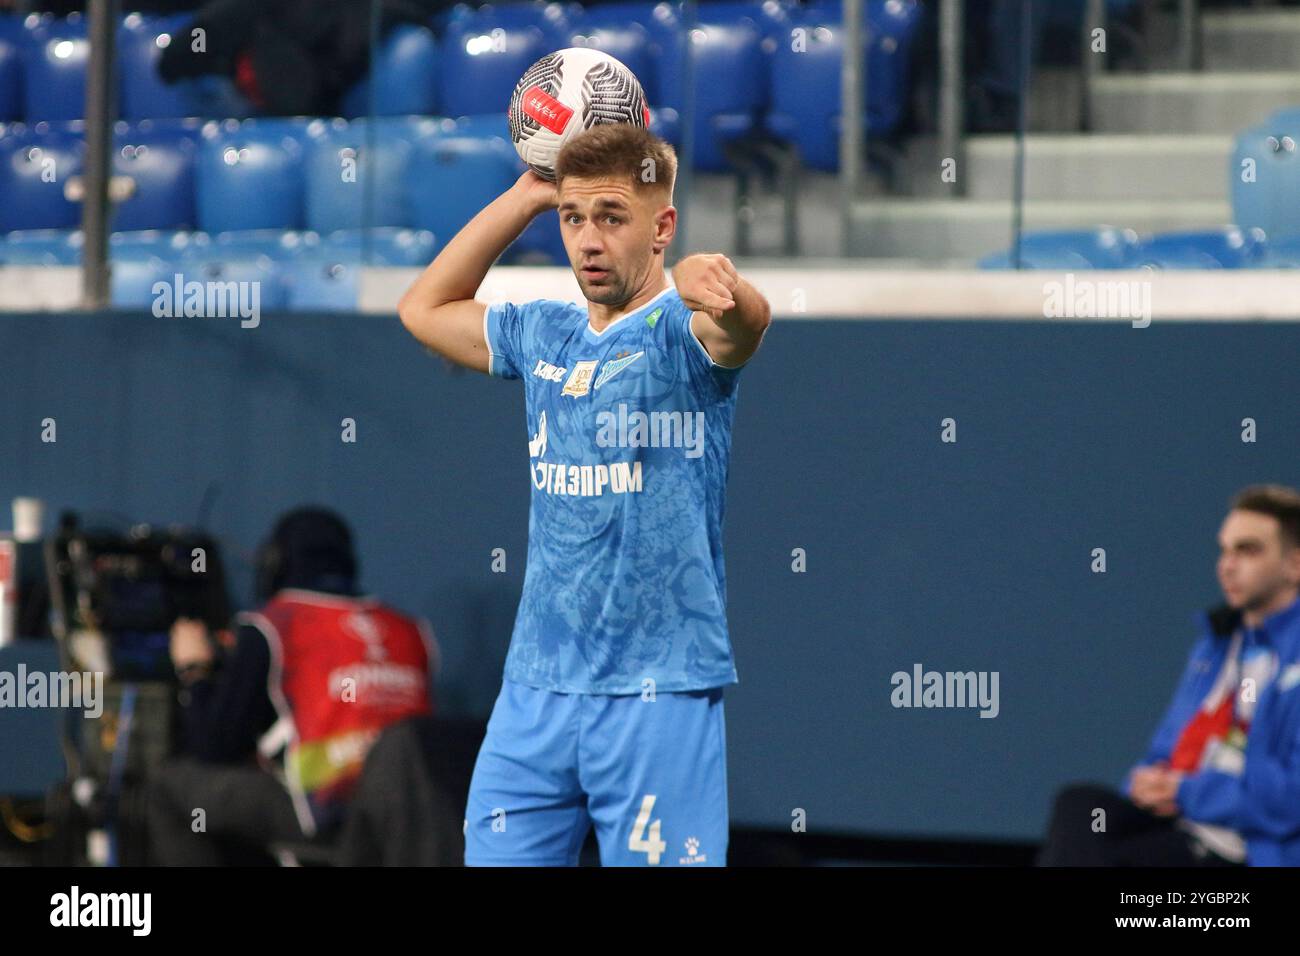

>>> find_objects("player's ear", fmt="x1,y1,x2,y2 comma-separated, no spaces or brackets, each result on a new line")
652,204,676,253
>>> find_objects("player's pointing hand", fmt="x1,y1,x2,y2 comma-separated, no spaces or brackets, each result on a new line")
673,254,739,321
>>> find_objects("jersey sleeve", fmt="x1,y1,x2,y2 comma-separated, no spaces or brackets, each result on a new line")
483,300,533,380
664,300,746,399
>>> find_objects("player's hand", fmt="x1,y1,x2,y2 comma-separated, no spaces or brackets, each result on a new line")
673,253,739,321
513,170,559,216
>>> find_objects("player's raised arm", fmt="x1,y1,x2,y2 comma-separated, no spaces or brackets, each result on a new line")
397,171,558,373
674,253,772,369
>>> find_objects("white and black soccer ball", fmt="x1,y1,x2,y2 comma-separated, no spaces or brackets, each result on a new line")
508,47,651,181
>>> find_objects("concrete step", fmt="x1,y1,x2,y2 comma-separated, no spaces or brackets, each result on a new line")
1203,11,1300,72
1092,72,1300,134
961,134,1232,202
846,198,1232,261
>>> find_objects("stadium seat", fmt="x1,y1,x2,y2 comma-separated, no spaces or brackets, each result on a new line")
119,13,198,120
107,229,205,308
438,20,559,117
1136,226,1268,270
572,2,684,110
177,249,291,311
0,37,21,122
559,21,654,105
658,19,765,171
282,258,360,311
449,113,511,141
509,212,566,265
767,0,922,171
0,228,83,265
303,119,413,234
0,124,86,232
407,132,517,243
977,227,1142,270
339,24,439,118
196,119,307,233
1232,125,1300,243
111,121,198,232
20,13,90,121
211,229,323,262
317,227,436,266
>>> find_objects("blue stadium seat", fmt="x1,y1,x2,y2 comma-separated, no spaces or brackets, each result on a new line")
0,38,21,122
0,228,83,265
659,19,765,170
196,119,307,233
1232,125,1300,243
438,20,558,117
339,25,439,118
509,212,566,265
559,22,654,105
408,132,517,242
573,2,683,109
211,229,323,262
176,248,291,311
111,121,198,232
449,113,511,140
303,119,413,233
0,124,86,231
119,13,198,120
977,227,1142,270
107,229,203,308
767,0,922,171
317,227,437,266
0,13,24,43
1137,227,1268,270
473,1,578,42
20,14,90,121
283,258,361,311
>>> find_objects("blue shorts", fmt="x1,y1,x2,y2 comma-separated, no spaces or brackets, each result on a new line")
464,678,729,866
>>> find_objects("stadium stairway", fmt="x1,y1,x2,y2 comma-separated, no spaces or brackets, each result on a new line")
843,5,1300,262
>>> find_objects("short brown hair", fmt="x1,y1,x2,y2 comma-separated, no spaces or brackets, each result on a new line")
555,124,676,201
1231,484,1300,549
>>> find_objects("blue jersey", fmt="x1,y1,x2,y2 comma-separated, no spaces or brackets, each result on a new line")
484,284,746,694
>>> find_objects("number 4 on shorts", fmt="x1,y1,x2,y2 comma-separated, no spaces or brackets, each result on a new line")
628,794,668,865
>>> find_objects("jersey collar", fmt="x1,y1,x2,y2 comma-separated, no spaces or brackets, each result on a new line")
582,284,676,344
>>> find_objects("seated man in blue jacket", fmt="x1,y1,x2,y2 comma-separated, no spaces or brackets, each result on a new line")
1039,484,1300,866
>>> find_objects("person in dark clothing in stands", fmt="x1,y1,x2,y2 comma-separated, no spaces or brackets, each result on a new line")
148,506,437,866
1038,485,1300,866
154,0,436,116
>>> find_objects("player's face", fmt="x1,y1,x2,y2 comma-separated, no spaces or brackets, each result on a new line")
557,176,670,306
1216,509,1298,613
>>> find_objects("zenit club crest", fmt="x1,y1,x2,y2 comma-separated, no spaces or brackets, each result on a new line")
562,360,598,397
593,350,644,390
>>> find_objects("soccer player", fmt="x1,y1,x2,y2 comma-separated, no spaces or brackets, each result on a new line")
397,124,770,865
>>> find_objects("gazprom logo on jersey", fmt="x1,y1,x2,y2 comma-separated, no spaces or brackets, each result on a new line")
595,403,705,459
530,410,644,497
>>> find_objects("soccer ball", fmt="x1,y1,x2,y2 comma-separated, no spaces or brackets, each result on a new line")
508,47,651,181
